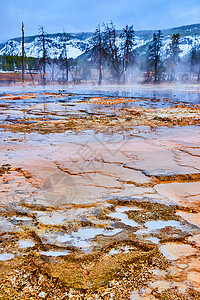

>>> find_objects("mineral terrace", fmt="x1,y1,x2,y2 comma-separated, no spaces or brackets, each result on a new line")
0,85,199,299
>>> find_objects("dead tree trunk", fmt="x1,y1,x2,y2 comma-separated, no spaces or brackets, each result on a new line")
63,32,69,84
42,32,46,85
21,22,25,82
98,25,102,85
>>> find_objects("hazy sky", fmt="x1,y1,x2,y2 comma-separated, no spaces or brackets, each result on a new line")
1,0,200,41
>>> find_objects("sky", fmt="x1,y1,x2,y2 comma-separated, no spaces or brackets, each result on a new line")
0,0,200,42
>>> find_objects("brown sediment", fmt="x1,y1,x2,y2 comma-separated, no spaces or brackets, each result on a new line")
0,235,199,299
0,164,11,176
151,173,200,183
0,238,161,298
108,199,178,219
88,96,137,105
0,198,199,299
0,95,199,134
0,111,199,134
45,241,157,290
152,287,200,300
125,203,179,223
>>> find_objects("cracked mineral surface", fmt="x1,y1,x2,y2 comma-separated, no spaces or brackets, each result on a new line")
0,85,199,299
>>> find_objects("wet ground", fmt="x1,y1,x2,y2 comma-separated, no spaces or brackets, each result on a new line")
0,84,199,299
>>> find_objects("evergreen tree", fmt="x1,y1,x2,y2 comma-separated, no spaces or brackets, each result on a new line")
190,45,200,81
170,33,181,62
147,30,163,82
165,33,181,81
120,25,136,84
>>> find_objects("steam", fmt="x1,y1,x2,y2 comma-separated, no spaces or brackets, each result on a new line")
1,22,200,85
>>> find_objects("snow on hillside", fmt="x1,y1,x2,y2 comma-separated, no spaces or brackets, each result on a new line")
0,24,200,59
160,36,200,57
138,35,200,58
0,35,88,59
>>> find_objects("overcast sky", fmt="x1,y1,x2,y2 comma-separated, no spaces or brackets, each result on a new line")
1,0,200,42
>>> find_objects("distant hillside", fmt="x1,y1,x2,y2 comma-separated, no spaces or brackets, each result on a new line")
0,23,200,59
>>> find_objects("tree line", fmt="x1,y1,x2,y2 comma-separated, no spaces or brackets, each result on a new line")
90,23,200,84
1,22,200,85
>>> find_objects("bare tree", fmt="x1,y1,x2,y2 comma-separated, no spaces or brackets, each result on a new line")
62,31,69,83
37,26,50,85
91,25,103,85
102,22,122,84
21,22,25,82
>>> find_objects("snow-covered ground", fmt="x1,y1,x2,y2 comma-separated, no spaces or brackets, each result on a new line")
0,36,87,59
